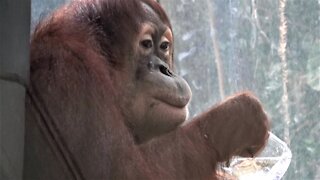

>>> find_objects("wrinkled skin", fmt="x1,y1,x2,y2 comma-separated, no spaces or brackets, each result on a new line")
24,0,269,179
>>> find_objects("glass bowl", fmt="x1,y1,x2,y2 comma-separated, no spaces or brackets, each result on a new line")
221,132,292,180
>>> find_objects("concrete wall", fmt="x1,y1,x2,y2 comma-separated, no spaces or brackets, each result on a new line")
0,0,30,179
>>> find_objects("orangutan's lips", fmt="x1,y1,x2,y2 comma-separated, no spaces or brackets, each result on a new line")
154,94,189,108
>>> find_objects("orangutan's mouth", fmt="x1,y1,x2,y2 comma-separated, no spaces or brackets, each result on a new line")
154,94,189,108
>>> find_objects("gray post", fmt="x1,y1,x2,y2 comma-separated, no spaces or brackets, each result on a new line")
0,0,30,179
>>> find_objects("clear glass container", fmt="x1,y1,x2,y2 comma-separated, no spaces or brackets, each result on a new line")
221,132,292,180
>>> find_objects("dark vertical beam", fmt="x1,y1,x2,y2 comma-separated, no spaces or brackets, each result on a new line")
0,0,30,179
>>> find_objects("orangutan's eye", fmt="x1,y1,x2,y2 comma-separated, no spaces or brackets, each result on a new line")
160,41,170,51
141,39,153,49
